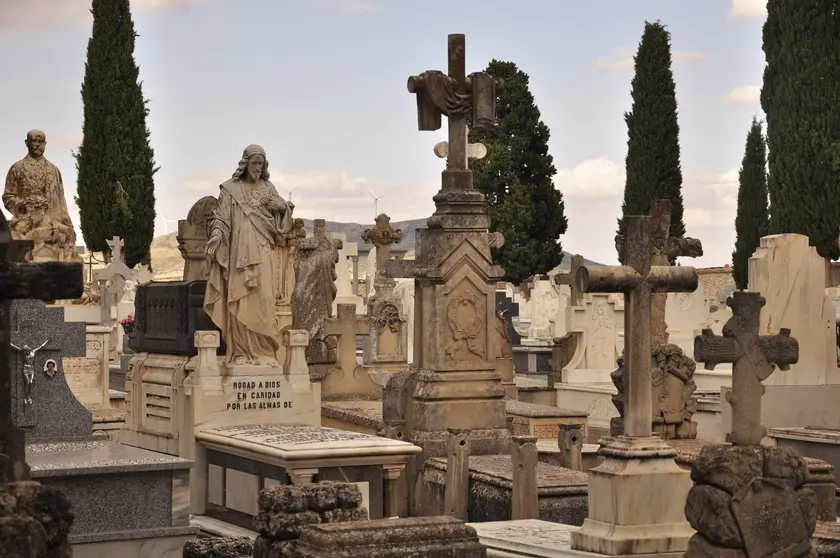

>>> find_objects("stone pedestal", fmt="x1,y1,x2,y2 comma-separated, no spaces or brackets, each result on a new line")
570,437,693,556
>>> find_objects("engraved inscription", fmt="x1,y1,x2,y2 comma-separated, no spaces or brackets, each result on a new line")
225,380,293,412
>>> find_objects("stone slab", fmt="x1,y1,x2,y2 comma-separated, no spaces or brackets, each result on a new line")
470,520,684,558
196,424,421,465
27,440,192,477
506,400,588,440
322,401,384,434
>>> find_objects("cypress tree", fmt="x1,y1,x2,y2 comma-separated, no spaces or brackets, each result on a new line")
469,60,567,284
618,21,684,262
762,0,840,260
732,117,769,290
75,0,157,267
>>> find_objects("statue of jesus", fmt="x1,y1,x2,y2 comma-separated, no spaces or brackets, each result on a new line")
3,130,80,262
204,144,294,366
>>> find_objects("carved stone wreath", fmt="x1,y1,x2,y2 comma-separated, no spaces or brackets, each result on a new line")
375,303,402,334
445,291,485,359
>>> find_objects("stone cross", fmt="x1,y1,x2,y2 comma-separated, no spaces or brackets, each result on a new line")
94,236,133,323
0,212,83,482
299,220,341,256
574,215,698,437
553,254,584,306
322,304,375,398
407,33,503,176
617,200,702,345
433,125,488,162
694,292,799,446
361,213,404,272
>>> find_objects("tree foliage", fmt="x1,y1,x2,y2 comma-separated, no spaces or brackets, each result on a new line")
732,118,769,290
75,0,157,266
762,0,840,260
469,60,567,284
618,21,685,262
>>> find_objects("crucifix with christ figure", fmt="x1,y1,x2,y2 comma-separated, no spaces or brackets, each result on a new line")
407,34,504,185
0,212,83,482
574,214,698,437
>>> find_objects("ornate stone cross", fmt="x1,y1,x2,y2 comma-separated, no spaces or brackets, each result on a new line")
616,200,702,346
94,236,133,323
361,213,404,272
694,292,799,446
0,212,83,482
407,34,503,180
574,215,698,437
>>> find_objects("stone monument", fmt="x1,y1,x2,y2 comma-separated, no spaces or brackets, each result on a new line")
611,199,703,440
204,144,294,368
570,213,697,555
3,130,81,263
402,34,509,461
178,195,218,281
292,219,342,371
361,214,410,373
689,292,814,557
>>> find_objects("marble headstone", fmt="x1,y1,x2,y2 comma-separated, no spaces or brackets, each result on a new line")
10,300,91,439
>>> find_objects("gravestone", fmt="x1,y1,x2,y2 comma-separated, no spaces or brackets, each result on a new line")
330,232,364,314
93,236,132,324
495,292,521,346
322,304,378,400
10,301,89,438
688,292,814,557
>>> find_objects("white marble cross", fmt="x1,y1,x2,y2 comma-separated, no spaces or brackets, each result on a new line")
107,236,124,263
434,126,487,162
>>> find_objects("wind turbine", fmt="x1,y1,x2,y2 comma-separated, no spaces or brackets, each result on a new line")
367,189,386,217
280,187,298,202
157,212,179,235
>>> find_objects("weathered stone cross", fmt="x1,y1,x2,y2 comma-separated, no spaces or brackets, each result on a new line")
94,236,133,323
299,220,342,260
0,212,83,482
574,215,698,437
407,34,503,177
694,292,799,446
433,125,488,163
322,304,377,399
616,200,702,346
361,213,404,273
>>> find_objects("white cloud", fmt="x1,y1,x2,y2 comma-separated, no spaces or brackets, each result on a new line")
0,0,209,30
728,0,767,21
556,157,739,268
726,85,762,105
596,48,709,72
172,169,435,230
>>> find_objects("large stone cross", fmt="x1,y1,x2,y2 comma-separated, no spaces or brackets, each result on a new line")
322,304,377,399
407,34,503,177
694,292,799,446
574,215,698,437
617,200,702,345
361,213,404,272
0,212,83,482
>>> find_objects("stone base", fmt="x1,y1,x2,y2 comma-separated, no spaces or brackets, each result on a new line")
71,530,197,558
570,437,693,556
471,520,685,558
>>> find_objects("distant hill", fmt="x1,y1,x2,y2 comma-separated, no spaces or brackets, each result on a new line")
146,217,603,280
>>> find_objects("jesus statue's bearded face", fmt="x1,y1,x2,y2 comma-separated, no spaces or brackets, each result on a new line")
247,154,265,182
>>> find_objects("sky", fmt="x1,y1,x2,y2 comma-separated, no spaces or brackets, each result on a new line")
0,0,767,268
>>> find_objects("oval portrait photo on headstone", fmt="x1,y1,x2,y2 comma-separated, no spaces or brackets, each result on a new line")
43,359,58,378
